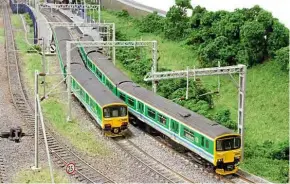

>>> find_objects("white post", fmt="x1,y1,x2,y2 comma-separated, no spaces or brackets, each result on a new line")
98,4,100,23
36,95,55,183
218,61,220,92
112,24,116,65
32,71,40,170
66,43,72,122
238,65,246,161
186,66,189,100
152,41,157,93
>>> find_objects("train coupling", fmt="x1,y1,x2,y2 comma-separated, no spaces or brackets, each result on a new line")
0,126,24,143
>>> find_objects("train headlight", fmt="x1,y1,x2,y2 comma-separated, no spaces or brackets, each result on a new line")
217,159,223,163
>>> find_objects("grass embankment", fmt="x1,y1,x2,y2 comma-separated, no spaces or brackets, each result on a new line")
13,167,69,183
12,14,109,156
96,10,288,182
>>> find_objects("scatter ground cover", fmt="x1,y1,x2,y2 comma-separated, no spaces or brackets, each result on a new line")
12,14,109,157
96,10,288,182
13,167,69,183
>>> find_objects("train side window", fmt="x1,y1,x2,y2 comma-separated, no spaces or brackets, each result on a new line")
120,93,126,101
147,108,156,119
201,137,204,147
158,114,167,125
128,97,135,107
206,140,209,149
138,102,144,113
184,128,195,141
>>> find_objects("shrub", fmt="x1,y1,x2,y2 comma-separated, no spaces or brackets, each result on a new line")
139,12,165,33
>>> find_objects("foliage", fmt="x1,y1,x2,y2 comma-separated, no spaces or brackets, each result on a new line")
175,0,192,9
24,13,33,27
115,9,129,17
213,109,236,130
164,5,190,40
139,12,165,33
274,46,289,71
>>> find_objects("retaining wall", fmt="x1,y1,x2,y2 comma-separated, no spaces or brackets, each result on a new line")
100,0,166,17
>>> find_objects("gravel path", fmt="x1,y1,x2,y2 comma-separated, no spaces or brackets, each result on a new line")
0,14,47,182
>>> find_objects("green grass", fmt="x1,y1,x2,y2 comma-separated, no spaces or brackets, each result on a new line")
13,167,70,183
12,14,109,157
99,9,289,182
11,15,23,29
0,28,4,43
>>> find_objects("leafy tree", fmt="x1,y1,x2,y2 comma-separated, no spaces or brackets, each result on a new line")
139,12,165,33
267,20,289,56
175,0,192,9
240,21,267,65
213,109,236,130
274,46,289,72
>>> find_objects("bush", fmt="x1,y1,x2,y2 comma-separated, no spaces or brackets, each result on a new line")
24,13,33,27
213,109,236,129
115,10,129,17
274,46,289,72
139,12,165,33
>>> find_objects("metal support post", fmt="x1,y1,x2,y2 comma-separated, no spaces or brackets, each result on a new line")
32,71,40,170
83,0,86,23
98,4,101,23
217,61,220,92
152,41,157,93
36,94,55,183
112,24,116,65
238,65,246,161
186,66,189,100
41,37,46,97
66,43,72,122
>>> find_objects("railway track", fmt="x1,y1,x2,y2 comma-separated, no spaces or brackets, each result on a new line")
131,125,257,183
3,1,114,183
0,138,5,183
115,138,195,183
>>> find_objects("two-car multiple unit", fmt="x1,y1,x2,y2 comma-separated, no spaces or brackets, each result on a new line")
54,27,129,136
77,42,242,175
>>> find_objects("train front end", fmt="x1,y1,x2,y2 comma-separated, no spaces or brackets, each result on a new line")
102,103,129,137
214,134,241,175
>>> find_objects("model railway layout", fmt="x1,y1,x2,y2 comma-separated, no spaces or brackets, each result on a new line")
1,0,276,182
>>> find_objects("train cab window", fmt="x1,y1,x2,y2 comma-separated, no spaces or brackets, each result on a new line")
120,93,126,101
216,137,241,151
103,105,127,118
184,128,195,141
158,114,167,125
205,140,209,149
216,140,223,151
128,97,135,107
147,108,156,119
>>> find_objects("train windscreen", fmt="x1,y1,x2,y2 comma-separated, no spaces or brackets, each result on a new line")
103,105,127,118
216,136,241,151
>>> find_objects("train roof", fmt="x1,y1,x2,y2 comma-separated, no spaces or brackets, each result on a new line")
54,27,125,107
84,43,234,139
71,65,125,106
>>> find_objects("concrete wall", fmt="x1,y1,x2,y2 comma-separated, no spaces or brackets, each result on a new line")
100,0,166,17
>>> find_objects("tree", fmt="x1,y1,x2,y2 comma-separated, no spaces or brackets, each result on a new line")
240,21,267,65
274,46,289,72
164,5,190,40
175,0,192,9
139,12,165,33
267,20,289,56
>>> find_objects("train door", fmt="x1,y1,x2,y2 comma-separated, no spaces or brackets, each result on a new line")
137,101,144,115
170,119,179,134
